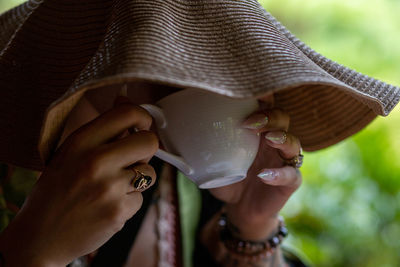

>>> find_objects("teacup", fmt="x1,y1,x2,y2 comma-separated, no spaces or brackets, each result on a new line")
141,89,260,188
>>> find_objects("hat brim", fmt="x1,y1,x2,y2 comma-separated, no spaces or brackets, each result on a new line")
0,0,399,170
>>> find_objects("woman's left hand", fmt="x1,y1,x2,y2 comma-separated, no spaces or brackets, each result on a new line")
209,105,302,240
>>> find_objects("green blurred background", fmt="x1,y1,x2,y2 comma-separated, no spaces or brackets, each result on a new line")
1,0,399,266
258,1,400,267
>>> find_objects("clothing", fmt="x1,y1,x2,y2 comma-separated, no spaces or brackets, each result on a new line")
0,159,308,266
0,164,39,232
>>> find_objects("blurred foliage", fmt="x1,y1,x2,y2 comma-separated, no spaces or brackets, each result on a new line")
259,0,400,266
0,0,24,13
1,0,399,266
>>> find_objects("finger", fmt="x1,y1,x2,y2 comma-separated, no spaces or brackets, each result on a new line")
122,192,144,222
242,109,289,132
66,103,153,152
114,95,131,105
258,93,275,109
257,166,302,189
100,191,143,233
264,131,301,159
125,163,157,193
113,96,143,139
97,130,159,170
99,163,155,204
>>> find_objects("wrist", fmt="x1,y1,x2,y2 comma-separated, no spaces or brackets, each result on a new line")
219,212,288,260
0,217,65,267
225,205,280,240
201,209,288,266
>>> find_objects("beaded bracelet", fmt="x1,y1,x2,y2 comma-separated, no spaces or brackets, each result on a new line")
218,213,288,261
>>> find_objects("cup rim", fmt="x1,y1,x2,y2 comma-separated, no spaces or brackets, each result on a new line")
197,171,248,189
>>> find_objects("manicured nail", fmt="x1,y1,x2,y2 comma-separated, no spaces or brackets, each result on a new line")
242,114,269,130
117,129,130,139
265,131,287,144
257,169,278,181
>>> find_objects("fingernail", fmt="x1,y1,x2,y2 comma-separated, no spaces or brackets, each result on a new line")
116,129,130,139
257,169,278,181
114,84,130,106
265,131,287,144
119,84,128,97
242,114,269,130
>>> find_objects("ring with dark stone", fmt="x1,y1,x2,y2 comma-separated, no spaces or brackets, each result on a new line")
131,169,152,191
283,154,304,169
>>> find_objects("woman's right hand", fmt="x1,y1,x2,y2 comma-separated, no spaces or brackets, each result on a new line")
0,102,159,267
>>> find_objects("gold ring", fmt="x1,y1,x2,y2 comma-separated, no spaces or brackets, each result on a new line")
283,153,304,169
131,169,152,191
281,131,288,144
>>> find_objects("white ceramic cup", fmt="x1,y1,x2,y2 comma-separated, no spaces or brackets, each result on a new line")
141,89,260,189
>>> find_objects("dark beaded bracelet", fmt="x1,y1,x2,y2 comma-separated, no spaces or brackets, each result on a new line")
218,213,288,261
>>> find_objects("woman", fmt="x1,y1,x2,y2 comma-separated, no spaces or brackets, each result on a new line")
0,0,399,266
0,83,305,267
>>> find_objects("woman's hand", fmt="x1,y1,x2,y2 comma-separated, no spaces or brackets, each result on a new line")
209,107,302,240
0,102,158,266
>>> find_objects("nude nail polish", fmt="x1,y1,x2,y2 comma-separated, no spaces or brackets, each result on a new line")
257,170,278,181
242,114,269,130
265,131,287,144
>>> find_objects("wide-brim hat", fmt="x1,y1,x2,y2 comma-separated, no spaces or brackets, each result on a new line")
1,0,399,171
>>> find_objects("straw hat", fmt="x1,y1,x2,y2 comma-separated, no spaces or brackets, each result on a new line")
0,0,399,171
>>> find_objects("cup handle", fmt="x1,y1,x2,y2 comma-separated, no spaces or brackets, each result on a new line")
140,104,194,176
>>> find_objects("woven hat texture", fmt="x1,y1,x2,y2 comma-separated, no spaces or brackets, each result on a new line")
0,0,399,170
